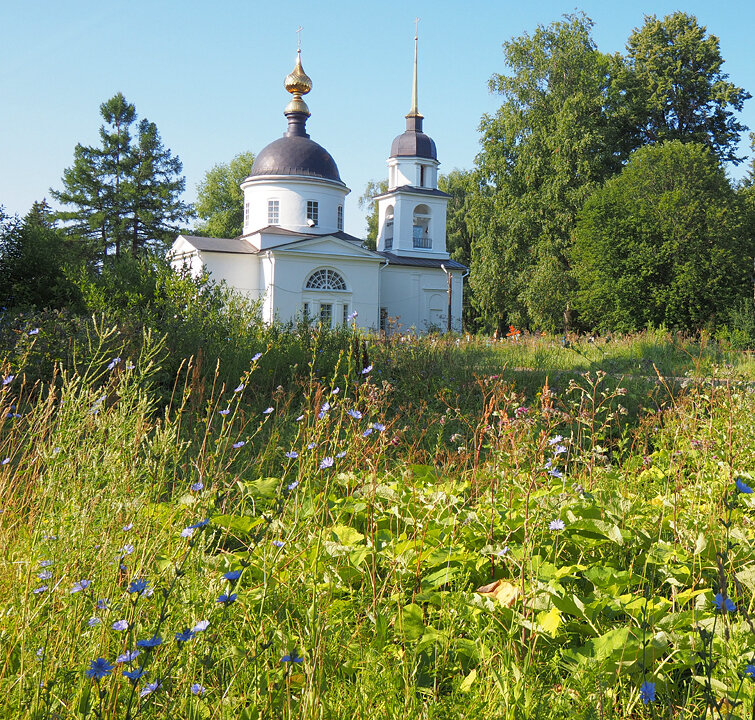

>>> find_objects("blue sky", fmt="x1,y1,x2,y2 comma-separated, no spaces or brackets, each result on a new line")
2,0,754,237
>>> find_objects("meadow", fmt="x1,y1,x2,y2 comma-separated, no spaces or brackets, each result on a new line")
1,318,755,719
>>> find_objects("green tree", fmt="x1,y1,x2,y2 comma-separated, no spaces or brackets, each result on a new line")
469,13,623,333
621,12,751,164
195,151,255,238
572,140,752,332
357,179,388,250
52,93,191,259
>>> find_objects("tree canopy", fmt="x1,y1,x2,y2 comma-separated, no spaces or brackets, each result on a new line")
195,151,255,238
52,93,191,259
572,141,752,332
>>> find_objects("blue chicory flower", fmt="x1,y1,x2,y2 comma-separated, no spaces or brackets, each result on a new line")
281,651,304,663
85,658,114,681
112,620,129,631
116,649,140,663
285,451,298,459
217,593,237,605
736,478,753,494
713,592,736,613
191,683,206,695
192,620,210,633
175,628,195,643
549,519,565,531
128,579,149,595
136,635,163,648
224,570,242,581
123,667,145,683
232,441,245,449
320,457,334,469
347,409,362,420
639,680,655,704
71,579,91,593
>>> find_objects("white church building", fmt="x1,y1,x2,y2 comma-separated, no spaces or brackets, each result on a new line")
170,40,466,333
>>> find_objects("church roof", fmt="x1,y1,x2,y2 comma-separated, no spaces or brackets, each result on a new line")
390,116,437,160
177,235,257,254
373,185,450,200
378,252,467,270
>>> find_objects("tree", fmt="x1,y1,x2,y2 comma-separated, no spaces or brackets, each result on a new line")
195,151,255,238
357,179,387,250
621,12,750,164
52,93,191,259
469,13,623,332
572,141,752,332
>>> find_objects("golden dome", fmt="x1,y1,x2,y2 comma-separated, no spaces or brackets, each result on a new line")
284,50,312,96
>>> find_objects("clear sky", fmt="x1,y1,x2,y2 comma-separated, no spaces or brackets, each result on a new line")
2,0,754,238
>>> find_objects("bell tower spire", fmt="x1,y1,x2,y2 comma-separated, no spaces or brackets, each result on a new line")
405,19,423,132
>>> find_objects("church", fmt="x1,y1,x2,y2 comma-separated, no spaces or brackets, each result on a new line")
170,39,466,333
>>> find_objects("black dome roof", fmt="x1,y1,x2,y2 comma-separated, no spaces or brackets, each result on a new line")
250,134,342,182
390,115,437,160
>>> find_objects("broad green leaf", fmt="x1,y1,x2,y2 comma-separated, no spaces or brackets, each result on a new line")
459,668,477,693
331,524,364,546
396,603,425,642
538,606,562,637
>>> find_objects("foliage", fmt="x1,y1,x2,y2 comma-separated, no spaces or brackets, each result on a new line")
0,203,83,310
194,151,256,238
51,93,192,259
357,179,387,250
572,140,753,332
469,13,623,334
620,11,751,164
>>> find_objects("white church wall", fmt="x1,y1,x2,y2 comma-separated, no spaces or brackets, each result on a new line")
379,266,463,333
269,253,381,330
241,177,348,237
200,253,260,298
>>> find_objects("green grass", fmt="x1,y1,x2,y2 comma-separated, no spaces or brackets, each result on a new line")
1,325,755,719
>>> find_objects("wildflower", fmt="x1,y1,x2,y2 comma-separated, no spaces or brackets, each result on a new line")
543,459,553,469
125,362,135,370
191,683,206,695
33,585,48,594
288,481,299,491
548,435,564,445
515,406,529,418
713,593,736,613
1,458,9,465
361,365,373,375
232,441,245,449
188,518,210,529
192,620,210,633
320,457,334,469
107,357,121,370
336,451,347,459
553,444,567,455
123,667,145,683
122,523,133,532
285,450,299,459
548,468,563,478
28,328,40,336
496,547,510,557
2,375,14,386
217,593,237,605
38,570,52,581
362,428,373,437
251,352,262,362
116,649,140,663
318,402,330,419
331,387,340,395
85,658,114,681
263,407,274,415
181,527,195,538
736,478,753,494
272,540,285,548
136,635,163,648
219,408,230,416
233,384,244,393
175,628,195,643
223,570,242,581
639,680,655,704
281,651,304,663
71,579,91,593
191,481,204,492
112,620,129,631
128,579,149,595
348,311,358,321
88,617,102,627
306,442,316,449
549,519,565,531
296,414,305,421
372,422,385,432
96,599,109,609
121,544,135,556
347,409,362,420
746,664,755,679
140,680,161,698
36,648,44,659
39,560,53,567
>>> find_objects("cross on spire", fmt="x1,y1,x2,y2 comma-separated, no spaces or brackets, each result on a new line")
296,25,303,52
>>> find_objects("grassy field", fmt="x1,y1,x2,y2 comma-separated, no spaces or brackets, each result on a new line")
1,325,755,719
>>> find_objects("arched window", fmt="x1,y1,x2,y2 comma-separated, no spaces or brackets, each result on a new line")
305,268,347,291
384,205,394,250
412,204,431,249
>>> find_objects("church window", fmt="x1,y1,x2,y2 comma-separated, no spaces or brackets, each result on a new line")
244,202,250,226
412,204,432,249
342,304,349,324
420,165,425,187
307,200,319,227
337,205,343,231
384,205,394,250
305,269,347,291
319,303,332,327
303,302,310,319
268,200,279,225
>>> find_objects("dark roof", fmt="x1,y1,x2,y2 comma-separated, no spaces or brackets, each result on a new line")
378,252,467,270
330,230,364,243
373,185,451,201
250,135,343,183
390,115,437,160
178,235,257,254
243,225,315,238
